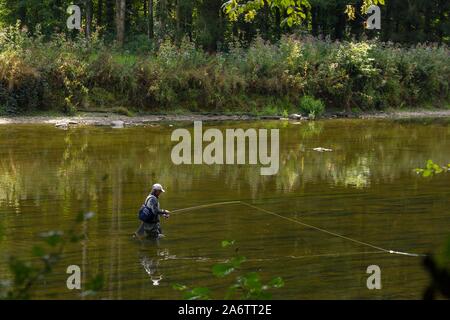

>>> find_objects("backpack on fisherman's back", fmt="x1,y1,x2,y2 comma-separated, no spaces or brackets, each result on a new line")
138,195,157,223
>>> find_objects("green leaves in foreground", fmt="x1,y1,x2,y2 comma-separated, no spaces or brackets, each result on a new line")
228,273,285,300
212,255,247,278
81,274,105,297
415,160,449,178
416,159,450,299
423,235,450,300
173,240,284,300
1,212,102,300
221,240,235,248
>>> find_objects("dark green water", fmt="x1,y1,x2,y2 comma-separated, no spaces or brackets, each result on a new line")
0,119,449,299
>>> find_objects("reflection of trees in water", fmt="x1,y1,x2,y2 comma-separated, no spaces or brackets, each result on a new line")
0,121,449,297
1,121,450,211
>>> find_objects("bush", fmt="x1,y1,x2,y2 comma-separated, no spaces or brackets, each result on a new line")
299,95,325,119
112,106,134,117
0,26,448,115
0,50,44,114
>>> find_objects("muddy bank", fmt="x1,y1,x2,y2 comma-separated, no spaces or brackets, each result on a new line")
1,110,450,126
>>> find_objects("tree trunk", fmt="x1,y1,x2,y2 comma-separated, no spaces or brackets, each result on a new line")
18,3,27,27
438,0,445,42
97,0,103,27
115,0,126,46
148,0,154,39
311,5,318,36
86,0,93,38
334,4,346,40
106,0,115,34
176,0,181,41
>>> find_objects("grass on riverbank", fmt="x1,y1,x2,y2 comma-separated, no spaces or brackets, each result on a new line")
0,25,449,117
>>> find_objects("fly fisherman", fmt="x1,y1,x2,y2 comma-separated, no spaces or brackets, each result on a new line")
135,183,170,239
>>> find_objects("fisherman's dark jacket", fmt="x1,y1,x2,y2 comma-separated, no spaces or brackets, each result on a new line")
144,194,165,223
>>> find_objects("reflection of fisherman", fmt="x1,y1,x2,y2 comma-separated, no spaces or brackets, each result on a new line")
140,248,170,286
141,256,163,286
134,183,170,239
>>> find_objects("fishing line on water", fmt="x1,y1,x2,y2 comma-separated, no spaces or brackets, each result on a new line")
170,200,425,258
157,250,386,263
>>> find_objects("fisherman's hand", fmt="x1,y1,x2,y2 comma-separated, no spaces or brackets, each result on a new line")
163,210,170,219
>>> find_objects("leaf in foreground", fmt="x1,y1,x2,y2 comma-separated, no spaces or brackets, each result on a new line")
212,263,235,277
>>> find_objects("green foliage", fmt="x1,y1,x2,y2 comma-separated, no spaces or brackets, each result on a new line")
0,0,448,53
222,0,387,27
423,236,450,300
221,240,236,248
124,34,154,55
299,95,325,119
0,211,104,300
81,274,105,297
173,241,284,300
415,160,449,177
222,0,311,27
415,159,450,299
232,273,285,299
181,287,211,300
0,27,448,115
112,106,134,117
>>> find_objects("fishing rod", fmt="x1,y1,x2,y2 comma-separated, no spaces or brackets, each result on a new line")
134,201,241,239
171,201,241,214
169,200,425,258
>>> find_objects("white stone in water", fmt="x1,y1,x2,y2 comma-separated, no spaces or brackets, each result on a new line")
55,122,69,128
111,120,124,128
289,113,303,120
313,147,333,152
93,121,109,126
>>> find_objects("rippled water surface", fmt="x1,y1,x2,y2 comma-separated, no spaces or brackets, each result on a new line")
0,119,449,299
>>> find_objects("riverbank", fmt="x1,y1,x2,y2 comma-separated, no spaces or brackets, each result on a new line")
2,109,450,127
1,32,449,117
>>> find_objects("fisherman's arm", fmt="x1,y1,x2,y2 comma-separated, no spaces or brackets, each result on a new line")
149,197,170,218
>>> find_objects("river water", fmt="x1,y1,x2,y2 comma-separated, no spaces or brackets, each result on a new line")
0,119,449,299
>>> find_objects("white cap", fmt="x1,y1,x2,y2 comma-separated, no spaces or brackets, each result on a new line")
152,183,165,192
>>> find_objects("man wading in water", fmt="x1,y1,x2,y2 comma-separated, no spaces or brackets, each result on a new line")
134,183,170,239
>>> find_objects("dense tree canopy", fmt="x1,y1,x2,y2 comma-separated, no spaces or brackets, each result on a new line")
0,0,448,49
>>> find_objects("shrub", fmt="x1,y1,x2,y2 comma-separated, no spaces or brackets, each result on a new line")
173,240,284,300
299,95,325,119
0,50,44,114
112,106,134,117
124,34,154,55
0,30,448,115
